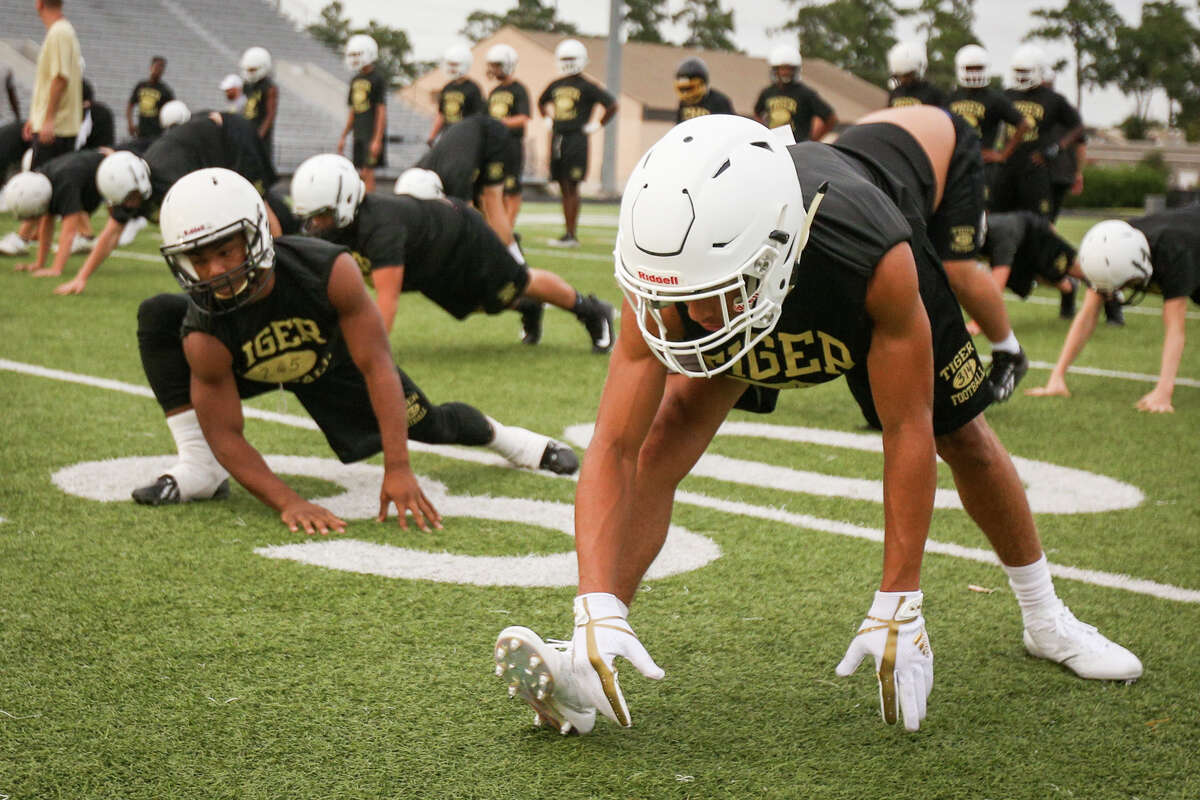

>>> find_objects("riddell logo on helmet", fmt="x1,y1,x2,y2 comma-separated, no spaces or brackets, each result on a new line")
637,270,680,286
182,225,210,236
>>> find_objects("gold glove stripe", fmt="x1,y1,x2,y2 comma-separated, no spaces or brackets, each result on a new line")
580,598,630,727
878,618,900,725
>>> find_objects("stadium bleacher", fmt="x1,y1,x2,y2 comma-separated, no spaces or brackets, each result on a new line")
0,0,431,177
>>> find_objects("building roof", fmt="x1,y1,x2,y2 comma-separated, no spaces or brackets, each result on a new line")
514,29,887,121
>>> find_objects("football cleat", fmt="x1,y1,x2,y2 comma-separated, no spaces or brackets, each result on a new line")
987,347,1029,403
1023,601,1143,681
539,440,579,475
131,475,231,506
1103,297,1125,327
70,234,96,254
514,296,544,345
0,232,31,255
1058,279,1077,319
577,293,615,354
118,215,148,247
494,626,597,734
546,233,581,249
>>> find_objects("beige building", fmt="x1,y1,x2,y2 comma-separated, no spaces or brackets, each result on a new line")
402,27,887,196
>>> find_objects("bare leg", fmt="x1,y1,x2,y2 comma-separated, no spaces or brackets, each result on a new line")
521,268,578,309
559,180,580,238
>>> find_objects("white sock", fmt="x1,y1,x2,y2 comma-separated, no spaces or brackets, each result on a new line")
1003,554,1060,625
991,331,1020,354
484,416,548,469
165,410,230,500
507,239,525,266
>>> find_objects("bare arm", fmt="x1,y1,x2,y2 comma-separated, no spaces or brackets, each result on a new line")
598,101,618,127
370,102,386,159
126,102,135,136
1137,296,1187,413
863,242,936,592
337,108,353,153
992,117,1032,163
426,112,444,146
35,213,79,277
38,75,66,143
19,214,53,272
54,213,125,295
369,264,405,334
328,253,440,529
1026,284,1104,397
811,112,838,142
477,185,512,245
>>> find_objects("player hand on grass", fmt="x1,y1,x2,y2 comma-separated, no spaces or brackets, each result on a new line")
1025,374,1071,398
378,467,442,531
570,592,664,727
1136,388,1174,413
54,277,87,295
281,499,347,536
836,591,932,732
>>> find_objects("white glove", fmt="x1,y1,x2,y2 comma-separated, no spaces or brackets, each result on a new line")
836,591,933,732
570,592,664,727
582,121,601,135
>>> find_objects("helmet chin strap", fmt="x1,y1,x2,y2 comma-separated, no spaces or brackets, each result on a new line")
798,181,829,253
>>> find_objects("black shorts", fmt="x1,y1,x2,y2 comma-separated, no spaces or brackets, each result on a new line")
31,135,75,169
0,121,24,175
991,154,1053,218
1006,219,1076,298
550,130,587,184
352,136,386,169
417,221,530,319
502,136,523,195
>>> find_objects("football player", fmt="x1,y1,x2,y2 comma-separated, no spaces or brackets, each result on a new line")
126,55,174,141
53,110,287,296
131,168,579,517
493,111,1141,737
291,154,615,353
538,39,618,248
944,44,1030,203
2,147,104,275
426,44,484,146
484,44,530,228
980,211,1079,317
992,45,1083,219
239,46,278,165
338,35,387,193
886,41,946,107
1027,207,1200,412
675,57,735,123
753,45,836,142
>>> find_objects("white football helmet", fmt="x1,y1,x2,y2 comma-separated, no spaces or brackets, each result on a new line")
615,115,815,378
159,168,274,315
393,168,445,200
767,44,802,81
290,153,365,233
1009,44,1046,90
159,100,191,129
888,40,927,78
1078,220,1152,299
239,46,272,83
345,34,379,72
955,44,990,88
96,151,152,207
486,43,518,78
555,39,588,76
2,171,52,219
442,44,473,79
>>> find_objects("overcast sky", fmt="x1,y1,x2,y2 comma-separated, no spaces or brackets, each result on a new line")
278,0,1159,126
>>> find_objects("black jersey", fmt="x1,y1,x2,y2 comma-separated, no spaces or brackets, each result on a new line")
945,86,1025,149
888,80,946,108
982,211,1076,297
113,113,274,224
416,114,508,200
439,78,484,127
242,77,276,138
753,82,833,141
348,68,388,144
677,88,735,123
1130,206,1200,303
83,101,116,150
38,149,104,216
182,236,353,385
129,79,175,138
538,75,615,134
1002,86,1081,157
0,120,22,171
487,80,530,138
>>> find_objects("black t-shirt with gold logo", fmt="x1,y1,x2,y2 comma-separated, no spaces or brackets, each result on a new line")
129,79,175,138
439,78,484,126
537,75,615,134
753,82,833,142
487,80,530,138
945,86,1025,149
677,88,735,123
348,69,388,143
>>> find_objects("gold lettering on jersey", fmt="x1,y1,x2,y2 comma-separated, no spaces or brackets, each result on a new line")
553,87,582,121
244,351,319,383
244,93,260,120
1053,253,1068,277
680,105,711,120
442,90,465,122
765,96,797,129
778,331,821,377
351,78,372,114
705,330,855,384
818,332,854,375
240,317,328,371
890,97,922,108
350,250,372,281
406,392,427,426
138,87,162,117
1012,102,1043,142
938,340,977,382
487,161,504,180
497,281,518,306
949,99,986,132
489,91,514,118
950,225,977,253
938,339,985,405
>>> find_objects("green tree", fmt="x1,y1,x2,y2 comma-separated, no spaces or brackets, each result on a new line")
460,0,578,43
305,1,425,85
626,0,670,44
905,0,978,88
1136,1,1198,125
1025,0,1123,112
305,0,352,52
672,0,739,52
779,0,901,87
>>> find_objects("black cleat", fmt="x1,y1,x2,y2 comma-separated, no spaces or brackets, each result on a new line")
987,347,1029,403
132,475,230,506
514,297,544,345
1104,298,1125,327
538,441,579,475
577,294,615,353
1059,279,1078,319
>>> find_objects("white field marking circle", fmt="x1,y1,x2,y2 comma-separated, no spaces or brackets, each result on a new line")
562,421,1144,514
50,455,720,588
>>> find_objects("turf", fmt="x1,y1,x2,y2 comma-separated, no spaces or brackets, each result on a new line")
0,202,1197,800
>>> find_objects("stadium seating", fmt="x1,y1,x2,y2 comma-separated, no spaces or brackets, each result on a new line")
0,0,431,177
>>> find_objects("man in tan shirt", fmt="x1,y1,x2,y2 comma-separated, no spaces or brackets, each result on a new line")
26,0,82,169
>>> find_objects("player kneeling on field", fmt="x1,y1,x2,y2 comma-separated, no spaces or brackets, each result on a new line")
291,153,614,353
131,168,577,528
493,114,1140,736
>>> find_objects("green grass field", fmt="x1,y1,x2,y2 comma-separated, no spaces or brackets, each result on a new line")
1,202,1198,799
